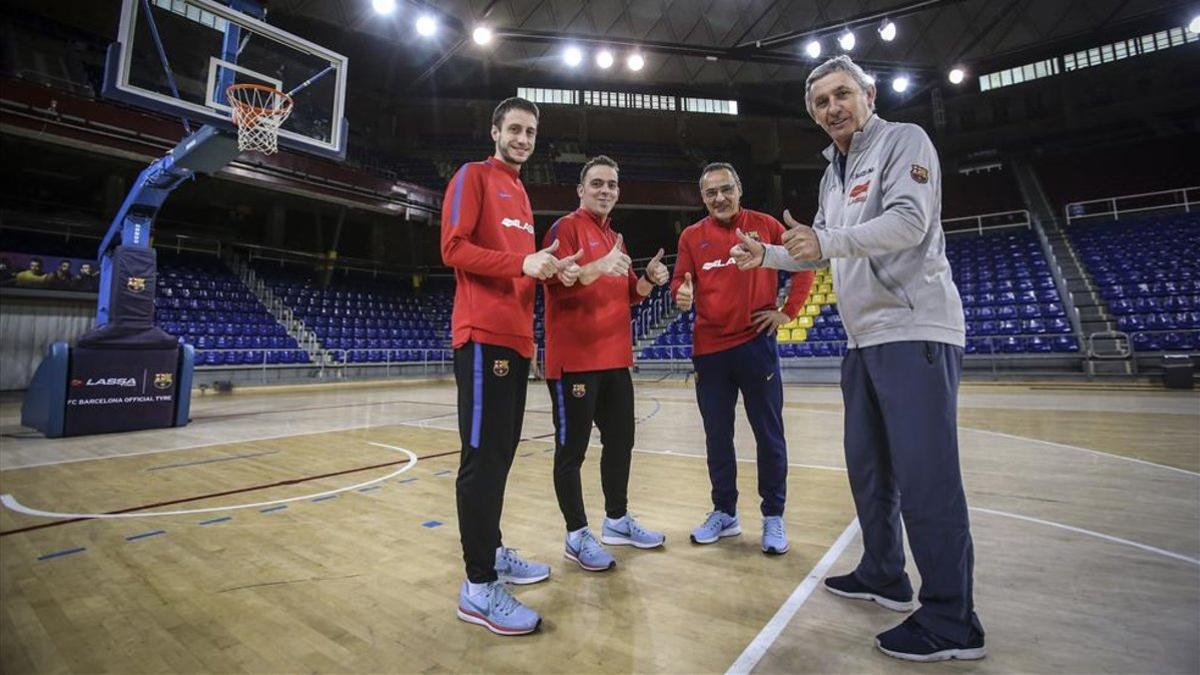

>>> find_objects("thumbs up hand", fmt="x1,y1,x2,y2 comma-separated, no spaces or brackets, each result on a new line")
675,272,694,311
645,248,669,286
523,239,564,279
730,228,765,270
780,209,822,262
556,249,585,286
595,233,632,277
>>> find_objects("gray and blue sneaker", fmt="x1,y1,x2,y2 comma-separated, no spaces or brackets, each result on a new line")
564,528,616,571
601,514,666,549
495,546,550,585
761,515,789,555
690,510,741,544
456,581,541,636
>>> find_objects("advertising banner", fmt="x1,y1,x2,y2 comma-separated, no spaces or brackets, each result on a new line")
64,347,179,436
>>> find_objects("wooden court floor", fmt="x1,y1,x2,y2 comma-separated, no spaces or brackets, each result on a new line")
0,378,1197,674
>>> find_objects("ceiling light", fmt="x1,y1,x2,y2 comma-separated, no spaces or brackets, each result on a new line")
564,46,583,67
472,26,493,45
596,50,614,69
948,67,965,84
878,19,897,42
1189,15,1200,33
804,39,821,59
892,76,910,93
838,30,856,51
371,0,396,15
415,15,437,37
627,53,645,71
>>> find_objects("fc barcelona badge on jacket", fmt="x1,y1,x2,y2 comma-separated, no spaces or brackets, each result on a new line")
572,383,587,398
126,276,147,292
910,164,929,184
493,359,509,377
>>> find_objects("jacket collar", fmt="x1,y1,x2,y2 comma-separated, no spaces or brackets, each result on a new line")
485,155,521,179
822,113,884,162
574,206,612,231
707,207,747,230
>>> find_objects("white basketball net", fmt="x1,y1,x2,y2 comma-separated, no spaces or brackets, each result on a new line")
226,84,294,155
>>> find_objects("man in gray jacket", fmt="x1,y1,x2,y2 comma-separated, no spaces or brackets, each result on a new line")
731,55,985,662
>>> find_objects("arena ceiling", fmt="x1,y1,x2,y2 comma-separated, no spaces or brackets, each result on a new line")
268,0,1194,101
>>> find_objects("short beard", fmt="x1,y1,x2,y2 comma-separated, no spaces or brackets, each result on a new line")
497,142,528,166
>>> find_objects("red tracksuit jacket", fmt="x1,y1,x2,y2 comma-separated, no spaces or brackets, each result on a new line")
541,207,645,379
670,208,815,356
440,157,536,358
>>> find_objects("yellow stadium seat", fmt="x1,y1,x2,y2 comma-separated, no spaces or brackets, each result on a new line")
791,327,807,342
820,283,833,294
777,328,791,342
827,292,837,304
797,315,813,328
811,293,826,304
805,304,820,316
785,318,799,329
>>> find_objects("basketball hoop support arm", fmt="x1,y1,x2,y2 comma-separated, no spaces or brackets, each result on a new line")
95,124,240,326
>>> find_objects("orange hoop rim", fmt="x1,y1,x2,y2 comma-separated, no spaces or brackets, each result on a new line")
226,83,294,117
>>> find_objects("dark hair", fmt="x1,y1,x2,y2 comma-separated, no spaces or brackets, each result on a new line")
491,97,540,129
579,155,619,185
699,162,742,189
30,257,43,265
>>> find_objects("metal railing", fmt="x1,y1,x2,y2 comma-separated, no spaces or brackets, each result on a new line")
1064,186,1198,225
943,209,1031,235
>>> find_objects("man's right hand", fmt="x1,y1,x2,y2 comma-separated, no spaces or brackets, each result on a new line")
675,272,694,311
593,233,632,277
523,239,564,279
730,228,765,270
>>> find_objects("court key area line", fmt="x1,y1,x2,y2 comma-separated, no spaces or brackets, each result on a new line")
0,442,450,535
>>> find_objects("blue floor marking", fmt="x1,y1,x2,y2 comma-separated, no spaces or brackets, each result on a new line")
398,477,418,484
199,516,232,525
432,470,452,476
37,547,86,561
358,485,382,493
422,520,443,528
260,505,287,513
311,494,338,502
125,530,166,541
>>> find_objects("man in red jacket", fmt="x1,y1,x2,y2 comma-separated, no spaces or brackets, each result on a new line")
441,97,580,636
670,162,815,555
541,155,670,573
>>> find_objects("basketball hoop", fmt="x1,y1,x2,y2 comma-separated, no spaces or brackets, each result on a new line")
226,83,294,154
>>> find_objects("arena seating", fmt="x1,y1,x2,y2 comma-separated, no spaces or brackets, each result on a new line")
255,265,454,364
637,226,1079,360
1070,213,1200,353
154,253,306,366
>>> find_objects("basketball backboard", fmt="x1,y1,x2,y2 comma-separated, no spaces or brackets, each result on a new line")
104,0,348,160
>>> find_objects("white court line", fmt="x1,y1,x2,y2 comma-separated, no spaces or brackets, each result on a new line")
0,442,416,520
1,410,454,471
725,518,860,675
653,397,1200,479
971,506,1200,567
960,427,1200,478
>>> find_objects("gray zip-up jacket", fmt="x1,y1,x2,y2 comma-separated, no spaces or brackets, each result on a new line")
763,114,964,348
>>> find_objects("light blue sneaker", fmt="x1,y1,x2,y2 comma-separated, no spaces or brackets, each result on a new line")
457,581,541,636
762,515,789,555
690,510,741,544
564,528,616,571
601,514,666,549
495,546,550,585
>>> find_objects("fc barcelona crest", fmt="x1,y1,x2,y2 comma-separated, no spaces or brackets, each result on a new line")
126,276,147,293
910,164,929,184
493,359,510,377
154,372,174,389
572,383,587,398
744,231,761,241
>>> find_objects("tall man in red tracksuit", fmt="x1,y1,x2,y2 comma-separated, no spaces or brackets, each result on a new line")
541,155,670,573
671,162,815,555
441,97,581,636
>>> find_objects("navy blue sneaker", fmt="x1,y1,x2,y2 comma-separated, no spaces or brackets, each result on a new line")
823,572,914,612
875,616,986,662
